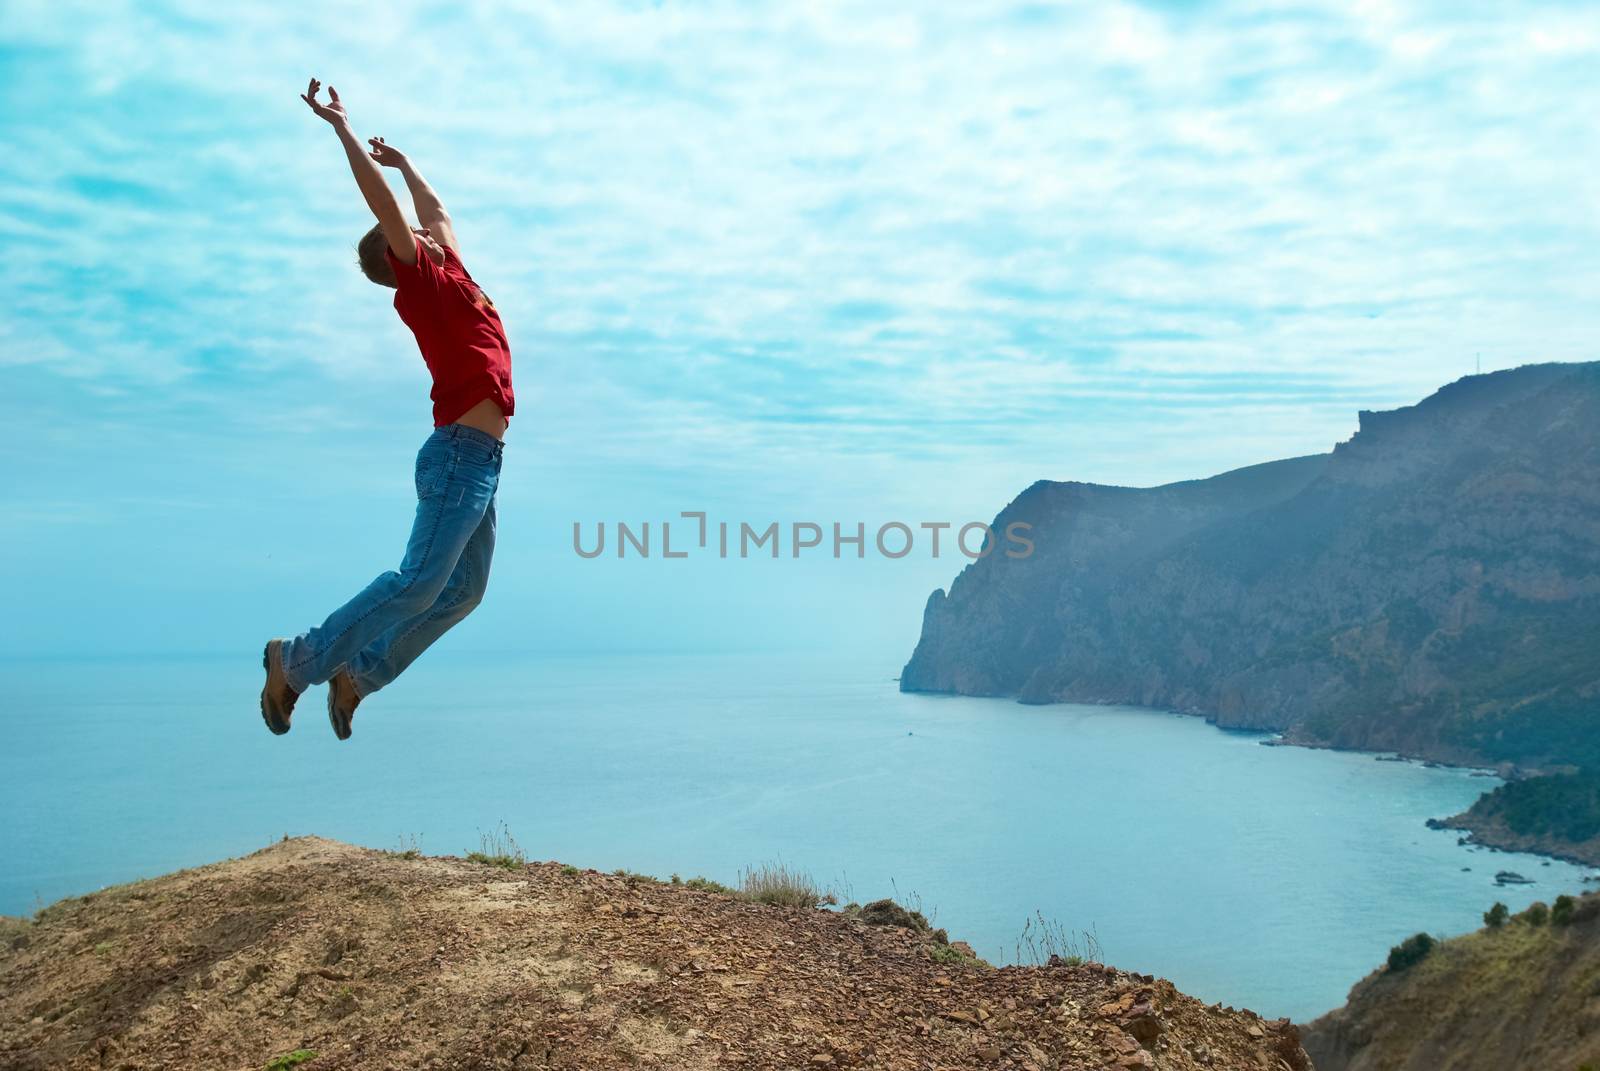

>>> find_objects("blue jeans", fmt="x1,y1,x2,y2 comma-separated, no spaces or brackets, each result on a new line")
281,424,504,697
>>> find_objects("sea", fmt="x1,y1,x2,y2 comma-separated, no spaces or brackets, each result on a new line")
2,649,1588,1022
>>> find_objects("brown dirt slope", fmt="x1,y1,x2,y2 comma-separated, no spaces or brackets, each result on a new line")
1301,892,1600,1071
0,837,1306,1071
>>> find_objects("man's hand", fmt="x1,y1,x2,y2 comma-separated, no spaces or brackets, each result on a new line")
301,78,348,127
301,77,414,264
367,136,409,168
371,136,460,255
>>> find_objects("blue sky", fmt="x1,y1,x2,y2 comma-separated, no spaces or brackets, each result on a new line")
2,1,1598,661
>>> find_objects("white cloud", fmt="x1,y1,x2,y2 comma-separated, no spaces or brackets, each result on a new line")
2,0,1598,502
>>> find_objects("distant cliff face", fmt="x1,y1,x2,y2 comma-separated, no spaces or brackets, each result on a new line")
902,362,1600,770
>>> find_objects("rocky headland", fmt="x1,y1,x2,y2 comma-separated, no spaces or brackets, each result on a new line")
903,361,1600,857
1433,769,1600,867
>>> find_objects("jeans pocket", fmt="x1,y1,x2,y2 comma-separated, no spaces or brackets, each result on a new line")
458,437,498,468
415,451,452,500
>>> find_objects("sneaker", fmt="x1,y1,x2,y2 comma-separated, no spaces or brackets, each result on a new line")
260,639,300,735
327,667,362,741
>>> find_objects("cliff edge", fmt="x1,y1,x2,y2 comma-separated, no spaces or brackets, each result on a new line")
0,837,1307,1070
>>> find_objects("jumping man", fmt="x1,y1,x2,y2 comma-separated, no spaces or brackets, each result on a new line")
260,78,515,740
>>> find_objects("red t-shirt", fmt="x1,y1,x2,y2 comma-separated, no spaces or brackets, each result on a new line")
384,237,515,427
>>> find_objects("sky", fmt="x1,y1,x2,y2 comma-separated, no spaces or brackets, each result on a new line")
2,0,1598,662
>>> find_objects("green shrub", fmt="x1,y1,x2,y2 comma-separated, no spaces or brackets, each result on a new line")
264,1051,316,1071
1484,902,1509,929
821,895,985,966
681,875,736,895
1553,894,1576,926
928,941,986,967
612,868,661,884
851,898,933,932
1386,933,1436,973
1522,901,1550,926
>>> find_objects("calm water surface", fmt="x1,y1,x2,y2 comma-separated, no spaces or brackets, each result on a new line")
1,650,1587,1021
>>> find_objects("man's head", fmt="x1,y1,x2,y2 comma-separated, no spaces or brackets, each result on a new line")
357,224,397,288
356,223,448,288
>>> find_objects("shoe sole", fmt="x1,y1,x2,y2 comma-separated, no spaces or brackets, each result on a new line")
328,676,354,741
260,641,293,736
328,697,352,741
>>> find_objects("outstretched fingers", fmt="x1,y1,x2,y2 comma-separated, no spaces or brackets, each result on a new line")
367,135,405,166
301,78,348,125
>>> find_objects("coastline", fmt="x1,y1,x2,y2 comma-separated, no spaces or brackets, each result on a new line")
1222,718,1599,872
910,684,1600,872
1230,723,1600,873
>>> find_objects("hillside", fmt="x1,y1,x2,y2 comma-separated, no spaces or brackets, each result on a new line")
902,362,1600,774
0,837,1308,1070
1301,892,1600,1071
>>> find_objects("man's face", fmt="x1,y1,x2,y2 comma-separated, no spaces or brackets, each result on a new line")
413,227,447,264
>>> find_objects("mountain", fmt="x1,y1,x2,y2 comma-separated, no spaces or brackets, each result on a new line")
902,362,1600,773
1301,891,1600,1071
0,837,1308,1070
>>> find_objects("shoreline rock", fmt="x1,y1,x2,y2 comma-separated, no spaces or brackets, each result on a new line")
1434,809,1600,869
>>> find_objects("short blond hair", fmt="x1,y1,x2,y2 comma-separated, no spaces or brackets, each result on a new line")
357,224,397,288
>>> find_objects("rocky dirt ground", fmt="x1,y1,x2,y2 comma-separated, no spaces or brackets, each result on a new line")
0,837,1308,1071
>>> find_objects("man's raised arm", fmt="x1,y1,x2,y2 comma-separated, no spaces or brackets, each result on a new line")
367,137,460,256
301,78,416,264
